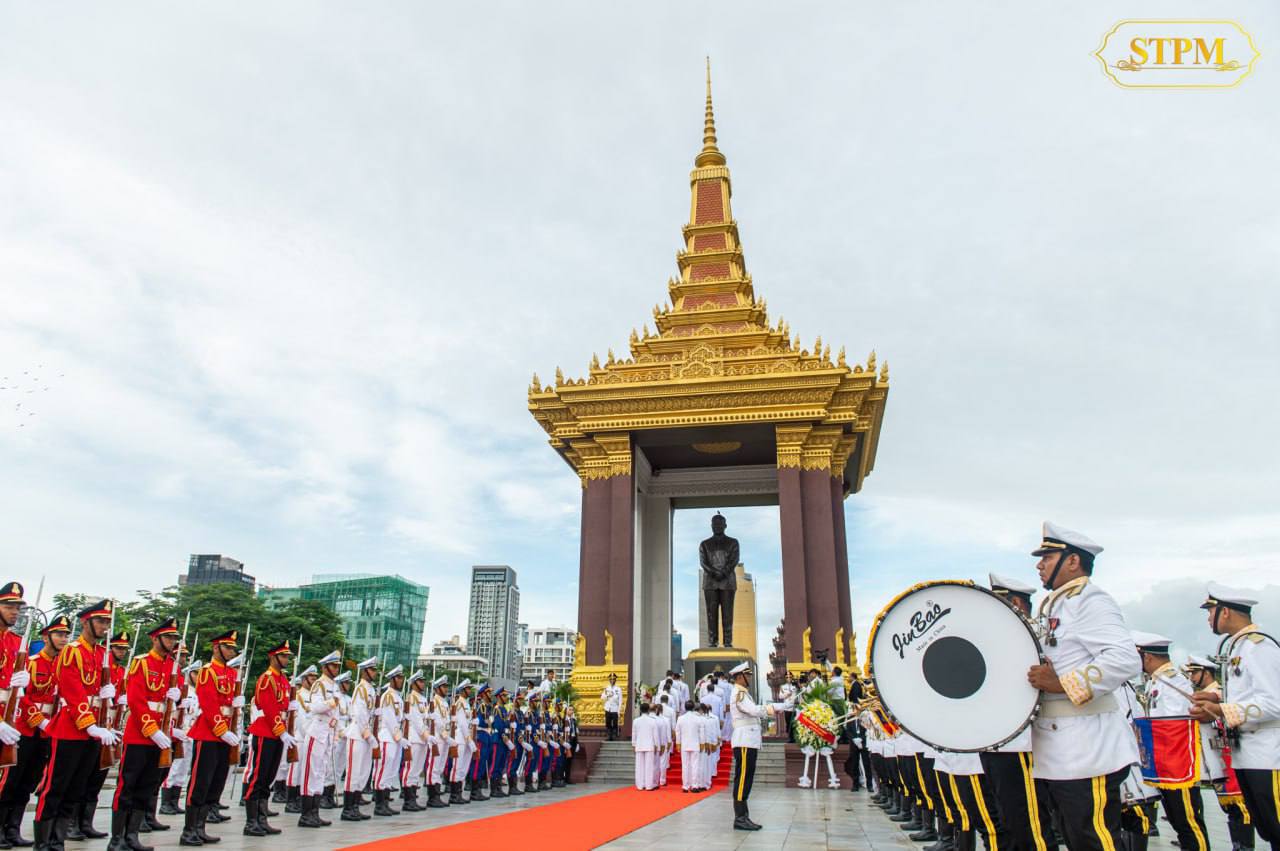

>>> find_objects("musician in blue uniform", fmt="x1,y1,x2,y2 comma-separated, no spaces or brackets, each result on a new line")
524,695,541,794
538,697,555,790
489,689,510,798
469,684,491,801
507,692,526,795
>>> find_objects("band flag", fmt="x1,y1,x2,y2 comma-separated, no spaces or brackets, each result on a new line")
1134,716,1200,788
796,711,836,746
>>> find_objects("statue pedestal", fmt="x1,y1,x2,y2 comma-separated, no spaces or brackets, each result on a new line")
685,646,756,700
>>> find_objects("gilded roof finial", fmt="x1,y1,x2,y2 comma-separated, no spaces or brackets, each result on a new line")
695,58,727,168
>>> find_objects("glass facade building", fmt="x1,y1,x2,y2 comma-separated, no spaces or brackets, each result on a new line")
181,554,256,590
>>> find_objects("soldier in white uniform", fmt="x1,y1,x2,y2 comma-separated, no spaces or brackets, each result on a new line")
371,665,406,816
283,665,317,814
448,680,475,804
1025,522,1141,851
701,687,724,780
161,660,203,809
330,671,352,801
675,700,706,792
631,702,656,790
983,573,1057,851
1191,584,1280,847
426,676,451,806
341,656,379,821
1132,631,1211,851
727,661,771,831
1118,673,1162,851
400,671,428,811
1184,653,1256,851
600,674,623,741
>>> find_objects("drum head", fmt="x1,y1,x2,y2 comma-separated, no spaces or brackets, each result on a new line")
870,582,1041,751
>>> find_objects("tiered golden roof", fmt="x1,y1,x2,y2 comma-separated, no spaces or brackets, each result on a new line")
529,61,889,492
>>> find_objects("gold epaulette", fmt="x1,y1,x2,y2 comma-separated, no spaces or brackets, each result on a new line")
1245,633,1265,644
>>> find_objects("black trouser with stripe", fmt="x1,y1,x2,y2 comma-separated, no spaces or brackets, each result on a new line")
915,755,939,813
1041,767,1127,851
1236,769,1280,849
980,751,1058,851
114,744,163,811
1158,786,1210,851
953,772,1008,850
899,756,921,804
732,747,757,817
0,735,51,812
243,736,284,802
1215,792,1256,850
34,738,101,822
187,740,231,809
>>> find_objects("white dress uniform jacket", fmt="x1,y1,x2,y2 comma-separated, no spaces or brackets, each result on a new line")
1218,625,1280,769
1033,577,1141,780
728,684,768,749
600,685,623,714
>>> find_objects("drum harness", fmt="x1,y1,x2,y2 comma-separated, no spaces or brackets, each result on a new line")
1210,628,1280,746
1033,578,1116,719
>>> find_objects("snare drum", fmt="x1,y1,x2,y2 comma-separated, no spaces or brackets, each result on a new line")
868,580,1044,752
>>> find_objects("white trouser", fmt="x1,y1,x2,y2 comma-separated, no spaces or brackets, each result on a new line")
164,751,191,788
402,742,428,788
654,750,664,787
274,751,290,783
429,742,448,785
374,740,403,791
681,749,699,789
344,737,374,794
327,737,343,786
301,733,332,796
634,751,655,790
450,743,473,783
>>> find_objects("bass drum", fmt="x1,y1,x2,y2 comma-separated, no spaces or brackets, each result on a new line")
868,580,1043,752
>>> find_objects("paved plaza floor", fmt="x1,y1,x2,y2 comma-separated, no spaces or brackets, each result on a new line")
49,780,1239,850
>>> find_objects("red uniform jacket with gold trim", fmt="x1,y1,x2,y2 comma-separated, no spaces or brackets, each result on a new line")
124,650,175,745
18,649,58,737
248,668,290,739
189,659,236,742
0,629,20,688
49,636,106,740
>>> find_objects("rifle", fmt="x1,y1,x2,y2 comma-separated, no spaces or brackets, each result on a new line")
228,624,251,765
172,631,198,759
0,576,44,768
370,663,384,761
286,633,302,764
96,600,118,770
158,612,190,768
106,628,141,751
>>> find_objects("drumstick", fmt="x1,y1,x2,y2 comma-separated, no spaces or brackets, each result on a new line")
1154,674,1197,702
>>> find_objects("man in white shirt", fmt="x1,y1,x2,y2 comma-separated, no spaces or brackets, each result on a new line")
631,703,655,790
657,696,675,785
675,701,705,792
1026,521,1140,851
671,673,690,718
700,689,723,780
600,674,623,741
651,703,670,788
727,662,771,831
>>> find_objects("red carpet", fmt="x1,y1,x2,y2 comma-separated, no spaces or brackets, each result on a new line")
343,744,733,851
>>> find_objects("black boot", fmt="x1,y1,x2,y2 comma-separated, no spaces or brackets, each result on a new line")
4,805,30,849
427,784,447,808
31,822,52,851
242,800,266,837
203,803,228,825
339,792,362,823
892,799,915,823
193,807,219,844
925,819,955,851
373,790,397,817
104,810,126,851
884,789,901,813
158,788,180,816
177,809,202,847
283,787,301,814
122,811,152,851
311,797,330,828
489,777,508,799
403,787,423,812
63,805,86,842
270,782,286,805
955,829,976,851
320,786,336,810
448,782,465,805
911,810,939,842
732,800,760,831
142,796,166,833
297,796,320,829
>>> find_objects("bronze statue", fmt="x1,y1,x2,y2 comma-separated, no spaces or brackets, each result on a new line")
699,512,739,647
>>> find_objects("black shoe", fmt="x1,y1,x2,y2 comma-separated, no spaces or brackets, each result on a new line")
194,807,220,844
142,800,166,834
177,810,203,847
733,816,760,831
123,811,153,851
506,777,523,796
339,793,362,823
489,778,508,799
912,826,940,842
283,787,301,814
271,782,287,805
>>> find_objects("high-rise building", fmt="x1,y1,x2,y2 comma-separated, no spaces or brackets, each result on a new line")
259,573,429,672
517,623,529,655
698,563,758,661
520,627,576,683
467,565,520,681
181,554,256,590
671,629,683,674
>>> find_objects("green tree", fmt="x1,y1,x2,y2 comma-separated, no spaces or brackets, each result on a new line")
256,599,345,676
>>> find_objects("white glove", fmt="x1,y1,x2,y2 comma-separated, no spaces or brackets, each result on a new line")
280,732,299,750
0,722,19,746
232,696,245,708
220,731,240,747
166,687,181,702
99,684,116,700
39,719,50,732
402,739,412,751
87,725,118,746
8,670,29,689
150,730,172,749
180,697,198,712
116,695,128,707
172,728,188,742
522,742,533,752
288,700,301,712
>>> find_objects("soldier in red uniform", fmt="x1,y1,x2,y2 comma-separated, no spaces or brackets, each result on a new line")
68,631,129,843
109,617,181,851
242,639,296,837
179,630,241,848
0,615,70,848
33,599,120,851
0,581,34,850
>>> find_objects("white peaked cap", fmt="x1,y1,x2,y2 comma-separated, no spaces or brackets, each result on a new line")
1032,521,1103,558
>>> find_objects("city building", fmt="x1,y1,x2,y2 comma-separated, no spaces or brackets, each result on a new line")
520,626,576,684
259,573,429,672
671,629,683,674
698,563,758,661
517,623,529,655
416,651,490,677
430,634,466,655
181,554,256,590
466,565,521,680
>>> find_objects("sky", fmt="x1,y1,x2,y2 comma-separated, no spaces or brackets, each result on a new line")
2,1,1278,664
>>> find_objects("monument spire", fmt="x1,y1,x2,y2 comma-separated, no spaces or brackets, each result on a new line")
695,57,726,168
